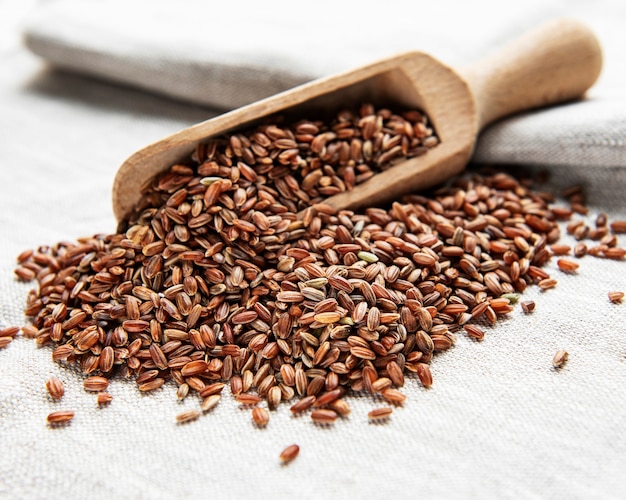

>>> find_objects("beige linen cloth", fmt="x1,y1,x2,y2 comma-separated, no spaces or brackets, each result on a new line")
1,1,625,499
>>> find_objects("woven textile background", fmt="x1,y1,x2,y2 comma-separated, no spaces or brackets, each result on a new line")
1,1,625,499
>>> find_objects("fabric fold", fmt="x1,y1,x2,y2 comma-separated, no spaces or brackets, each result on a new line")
22,0,626,168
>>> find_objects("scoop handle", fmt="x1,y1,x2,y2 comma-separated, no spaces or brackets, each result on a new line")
460,18,602,131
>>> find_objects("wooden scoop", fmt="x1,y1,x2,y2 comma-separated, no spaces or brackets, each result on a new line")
112,18,602,223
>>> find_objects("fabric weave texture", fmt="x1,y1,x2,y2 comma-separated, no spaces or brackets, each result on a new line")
0,1,625,499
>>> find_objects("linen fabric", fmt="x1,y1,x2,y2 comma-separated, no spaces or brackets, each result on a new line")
1,1,625,499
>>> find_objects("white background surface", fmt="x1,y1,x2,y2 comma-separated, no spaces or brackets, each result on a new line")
0,1,625,499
